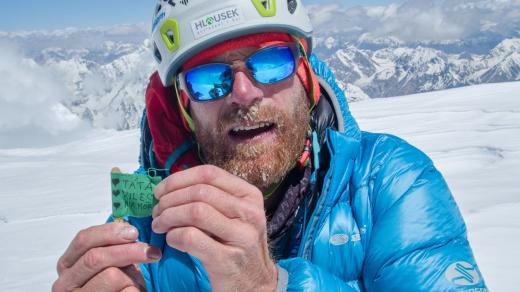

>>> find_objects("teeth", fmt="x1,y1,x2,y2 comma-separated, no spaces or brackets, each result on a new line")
232,123,271,133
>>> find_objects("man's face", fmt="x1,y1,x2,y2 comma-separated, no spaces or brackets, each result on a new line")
189,46,310,193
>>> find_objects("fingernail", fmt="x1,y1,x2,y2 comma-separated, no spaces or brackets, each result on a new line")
151,219,161,233
120,226,138,240
147,247,162,260
154,184,162,199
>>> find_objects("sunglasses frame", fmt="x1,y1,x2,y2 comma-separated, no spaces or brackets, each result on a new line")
176,43,303,103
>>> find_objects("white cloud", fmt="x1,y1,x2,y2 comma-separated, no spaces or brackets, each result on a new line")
0,24,148,64
0,42,89,148
309,0,520,42
308,4,342,27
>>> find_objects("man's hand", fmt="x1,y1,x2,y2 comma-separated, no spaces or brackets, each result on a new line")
152,165,278,292
52,222,162,292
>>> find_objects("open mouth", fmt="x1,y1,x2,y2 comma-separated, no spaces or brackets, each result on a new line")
229,122,276,142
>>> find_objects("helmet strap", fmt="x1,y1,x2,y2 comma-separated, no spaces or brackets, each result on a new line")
173,78,196,132
291,35,318,112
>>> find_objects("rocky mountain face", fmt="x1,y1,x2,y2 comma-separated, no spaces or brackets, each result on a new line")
46,43,154,130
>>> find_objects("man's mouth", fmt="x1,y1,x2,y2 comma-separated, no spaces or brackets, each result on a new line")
228,122,276,142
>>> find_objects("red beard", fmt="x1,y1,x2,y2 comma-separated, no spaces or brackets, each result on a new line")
193,92,310,193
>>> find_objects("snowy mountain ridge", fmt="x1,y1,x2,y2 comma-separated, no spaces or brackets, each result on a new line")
41,40,154,130
2,0,520,130
325,38,520,98
15,31,517,130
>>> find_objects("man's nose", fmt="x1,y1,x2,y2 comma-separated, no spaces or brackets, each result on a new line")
228,71,263,107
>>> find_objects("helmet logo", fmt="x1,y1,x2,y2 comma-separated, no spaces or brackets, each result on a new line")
190,6,244,39
162,0,189,7
160,19,181,52
155,4,162,15
444,261,482,286
252,0,277,17
164,0,176,7
152,11,166,33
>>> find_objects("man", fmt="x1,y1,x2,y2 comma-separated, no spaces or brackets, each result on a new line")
53,0,487,291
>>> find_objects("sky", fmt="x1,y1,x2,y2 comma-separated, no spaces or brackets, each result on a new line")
0,0,402,31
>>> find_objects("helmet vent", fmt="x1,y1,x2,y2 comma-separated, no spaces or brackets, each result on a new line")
159,19,180,52
287,0,297,14
153,43,162,63
166,30,175,44
252,0,277,17
155,4,162,16
251,0,276,17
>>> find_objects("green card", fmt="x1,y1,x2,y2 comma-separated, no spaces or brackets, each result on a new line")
111,168,162,219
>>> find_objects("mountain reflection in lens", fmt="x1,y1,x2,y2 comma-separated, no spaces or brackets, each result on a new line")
186,64,233,101
248,46,295,84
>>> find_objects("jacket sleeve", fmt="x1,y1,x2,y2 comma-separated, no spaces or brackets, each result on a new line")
362,134,487,291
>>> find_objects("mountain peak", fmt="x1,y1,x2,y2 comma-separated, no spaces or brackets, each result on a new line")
491,39,520,56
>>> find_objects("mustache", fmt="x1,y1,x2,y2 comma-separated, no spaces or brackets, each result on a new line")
217,103,285,131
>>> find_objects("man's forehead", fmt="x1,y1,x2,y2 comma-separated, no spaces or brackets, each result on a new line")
211,46,258,63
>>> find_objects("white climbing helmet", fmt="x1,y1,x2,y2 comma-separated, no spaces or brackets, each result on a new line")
150,0,314,87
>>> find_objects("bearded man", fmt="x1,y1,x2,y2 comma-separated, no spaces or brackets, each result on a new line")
53,1,487,291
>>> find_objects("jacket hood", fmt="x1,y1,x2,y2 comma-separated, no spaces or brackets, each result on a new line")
308,54,361,142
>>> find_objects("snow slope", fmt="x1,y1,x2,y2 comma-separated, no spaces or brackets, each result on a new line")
0,82,519,291
0,130,140,291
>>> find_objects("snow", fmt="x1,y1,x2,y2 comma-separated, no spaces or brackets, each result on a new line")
1,82,519,291
0,130,140,291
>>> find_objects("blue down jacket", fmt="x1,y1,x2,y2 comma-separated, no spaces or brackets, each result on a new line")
125,55,487,291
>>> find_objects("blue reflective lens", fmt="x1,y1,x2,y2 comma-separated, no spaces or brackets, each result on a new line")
247,46,295,84
185,63,233,101
184,45,297,102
